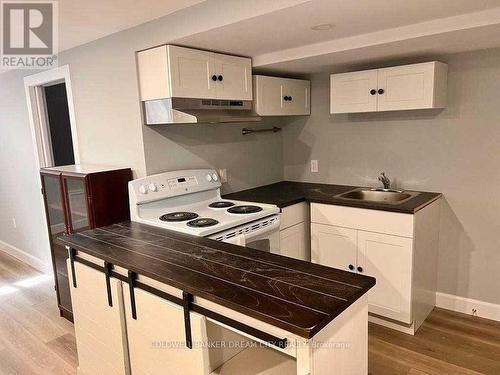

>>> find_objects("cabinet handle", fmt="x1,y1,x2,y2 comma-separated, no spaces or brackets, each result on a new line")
378,89,384,95
217,75,223,82
348,264,354,270
104,262,113,307
128,271,138,320
211,75,217,82
283,96,288,101
357,266,364,273
370,89,377,95
289,96,293,101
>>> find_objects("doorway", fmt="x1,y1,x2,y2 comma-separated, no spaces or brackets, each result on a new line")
24,65,79,169
43,82,75,166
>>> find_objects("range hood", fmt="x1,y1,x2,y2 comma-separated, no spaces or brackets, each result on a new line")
143,98,261,125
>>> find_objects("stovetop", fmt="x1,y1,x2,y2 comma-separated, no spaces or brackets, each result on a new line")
133,196,279,236
129,169,280,237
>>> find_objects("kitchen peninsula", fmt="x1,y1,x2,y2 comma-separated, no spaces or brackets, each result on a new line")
58,221,375,375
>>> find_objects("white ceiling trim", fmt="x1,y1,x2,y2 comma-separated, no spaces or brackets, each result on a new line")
253,7,500,68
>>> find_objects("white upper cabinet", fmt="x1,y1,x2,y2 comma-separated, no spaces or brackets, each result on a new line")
167,45,216,99
214,52,252,100
330,70,378,114
137,45,252,101
253,75,310,116
330,61,447,114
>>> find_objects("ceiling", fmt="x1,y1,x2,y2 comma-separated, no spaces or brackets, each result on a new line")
173,0,500,74
58,0,207,51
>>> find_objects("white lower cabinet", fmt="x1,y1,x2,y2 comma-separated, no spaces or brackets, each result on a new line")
311,201,440,333
357,231,413,323
310,224,357,271
280,222,308,261
311,223,412,323
279,202,310,261
68,260,130,375
70,260,297,375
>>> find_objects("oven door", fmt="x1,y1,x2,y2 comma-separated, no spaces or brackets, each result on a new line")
221,215,280,253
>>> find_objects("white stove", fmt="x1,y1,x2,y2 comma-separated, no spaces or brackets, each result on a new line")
129,169,281,252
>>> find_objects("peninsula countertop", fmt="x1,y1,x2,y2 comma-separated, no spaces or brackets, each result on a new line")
57,221,375,339
223,181,442,214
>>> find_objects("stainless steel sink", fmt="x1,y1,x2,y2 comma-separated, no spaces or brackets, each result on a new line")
335,188,420,205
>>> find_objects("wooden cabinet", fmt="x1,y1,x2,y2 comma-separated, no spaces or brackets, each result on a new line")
253,75,310,116
68,261,130,375
40,165,131,321
311,201,440,333
138,45,252,101
279,202,310,261
330,61,447,113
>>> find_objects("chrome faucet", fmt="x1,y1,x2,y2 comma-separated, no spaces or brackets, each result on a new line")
378,172,391,190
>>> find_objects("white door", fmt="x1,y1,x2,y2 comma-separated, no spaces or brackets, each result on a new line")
330,70,378,113
253,75,284,115
376,62,436,111
357,231,413,324
213,53,252,100
280,222,308,261
311,223,357,272
68,260,130,375
123,285,210,375
284,79,310,115
167,45,216,99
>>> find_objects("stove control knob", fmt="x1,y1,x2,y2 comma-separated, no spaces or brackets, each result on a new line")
206,174,213,182
212,173,219,181
148,183,158,192
139,185,148,194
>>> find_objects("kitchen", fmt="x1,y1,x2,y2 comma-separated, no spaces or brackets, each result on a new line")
1,1,500,374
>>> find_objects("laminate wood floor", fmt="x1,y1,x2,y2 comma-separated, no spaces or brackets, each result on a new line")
1,248,499,375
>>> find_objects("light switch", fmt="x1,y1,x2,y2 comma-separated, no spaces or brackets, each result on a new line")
311,160,319,173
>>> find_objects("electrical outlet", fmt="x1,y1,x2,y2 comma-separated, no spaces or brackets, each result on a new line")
311,160,319,173
12,218,17,229
219,168,228,183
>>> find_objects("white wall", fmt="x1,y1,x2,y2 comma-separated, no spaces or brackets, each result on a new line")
282,48,500,305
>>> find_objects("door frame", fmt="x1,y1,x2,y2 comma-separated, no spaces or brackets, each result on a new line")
24,65,80,168
23,65,79,273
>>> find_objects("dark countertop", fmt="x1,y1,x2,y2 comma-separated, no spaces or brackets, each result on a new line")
223,181,442,214
57,221,375,339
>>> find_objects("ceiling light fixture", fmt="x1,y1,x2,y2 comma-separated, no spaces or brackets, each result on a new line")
311,23,334,31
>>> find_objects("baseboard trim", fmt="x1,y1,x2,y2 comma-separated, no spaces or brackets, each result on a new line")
0,239,50,273
436,292,500,322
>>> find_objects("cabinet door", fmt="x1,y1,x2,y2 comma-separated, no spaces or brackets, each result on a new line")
330,70,378,113
167,45,216,99
253,75,284,115
311,223,357,272
68,260,129,375
280,222,309,261
377,62,436,111
283,79,310,115
123,285,209,375
357,231,413,323
214,53,252,100
63,177,90,232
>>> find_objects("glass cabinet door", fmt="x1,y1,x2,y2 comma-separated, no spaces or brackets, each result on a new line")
42,174,67,238
63,177,90,232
